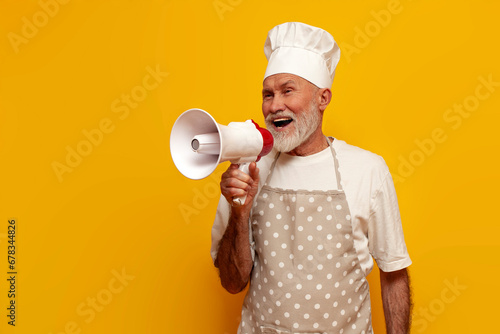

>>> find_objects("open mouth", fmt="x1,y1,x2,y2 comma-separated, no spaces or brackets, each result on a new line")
273,117,293,129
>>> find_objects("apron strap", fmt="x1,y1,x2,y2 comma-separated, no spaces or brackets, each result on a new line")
264,151,281,186
326,136,344,191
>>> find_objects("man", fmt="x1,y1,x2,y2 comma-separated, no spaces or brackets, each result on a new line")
211,22,412,334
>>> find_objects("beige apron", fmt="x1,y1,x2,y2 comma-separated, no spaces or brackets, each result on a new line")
238,138,372,334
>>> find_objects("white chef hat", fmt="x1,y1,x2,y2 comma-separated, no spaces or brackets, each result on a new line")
263,22,341,89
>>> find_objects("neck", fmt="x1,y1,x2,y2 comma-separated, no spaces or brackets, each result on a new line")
286,129,328,156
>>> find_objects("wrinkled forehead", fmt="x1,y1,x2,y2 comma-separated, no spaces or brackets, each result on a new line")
262,73,317,90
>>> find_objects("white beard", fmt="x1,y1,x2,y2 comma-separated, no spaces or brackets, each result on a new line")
265,100,322,153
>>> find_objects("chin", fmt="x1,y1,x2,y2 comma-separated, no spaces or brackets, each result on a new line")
272,134,302,153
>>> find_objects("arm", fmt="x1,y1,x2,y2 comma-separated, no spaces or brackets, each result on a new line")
380,268,412,334
214,163,260,294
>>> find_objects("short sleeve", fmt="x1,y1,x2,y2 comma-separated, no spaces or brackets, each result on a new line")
210,195,255,263
210,196,230,262
368,172,412,272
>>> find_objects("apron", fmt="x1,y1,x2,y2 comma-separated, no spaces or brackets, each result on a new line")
238,137,373,334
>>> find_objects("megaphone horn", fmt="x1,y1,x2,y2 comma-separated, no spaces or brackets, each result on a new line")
170,108,274,205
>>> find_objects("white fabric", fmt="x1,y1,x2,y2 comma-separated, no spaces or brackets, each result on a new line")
210,138,411,275
264,22,341,89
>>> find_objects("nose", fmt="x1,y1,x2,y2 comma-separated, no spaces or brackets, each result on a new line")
268,94,285,114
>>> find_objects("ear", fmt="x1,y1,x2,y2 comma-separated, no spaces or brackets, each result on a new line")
317,88,332,112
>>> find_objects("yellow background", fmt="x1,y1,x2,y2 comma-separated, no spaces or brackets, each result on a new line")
1,0,498,333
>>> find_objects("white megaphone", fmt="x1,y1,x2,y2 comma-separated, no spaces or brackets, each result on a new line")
170,108,274,205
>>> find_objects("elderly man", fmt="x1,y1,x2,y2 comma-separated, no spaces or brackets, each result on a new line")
211,22,412,334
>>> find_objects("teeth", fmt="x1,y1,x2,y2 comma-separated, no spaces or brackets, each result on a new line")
273,118,293,128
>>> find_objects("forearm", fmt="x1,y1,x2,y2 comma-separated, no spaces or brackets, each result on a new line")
214,207,254,294
380,268,412,334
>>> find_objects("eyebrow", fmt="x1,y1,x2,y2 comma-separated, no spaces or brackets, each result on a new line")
262,80,297,95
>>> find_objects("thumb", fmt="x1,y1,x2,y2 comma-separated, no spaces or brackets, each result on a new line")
248,162,260,183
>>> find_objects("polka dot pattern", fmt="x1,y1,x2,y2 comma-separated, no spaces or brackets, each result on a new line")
238,182,371,333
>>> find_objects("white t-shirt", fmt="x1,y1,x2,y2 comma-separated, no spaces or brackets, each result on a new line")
210,138,411,275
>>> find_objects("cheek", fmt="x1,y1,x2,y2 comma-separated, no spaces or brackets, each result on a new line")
262,102,271,117
287,98,306,114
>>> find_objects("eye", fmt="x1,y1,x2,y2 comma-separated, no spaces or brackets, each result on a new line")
285,88,293,94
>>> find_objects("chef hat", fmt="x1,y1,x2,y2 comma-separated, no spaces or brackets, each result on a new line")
263,22,341,89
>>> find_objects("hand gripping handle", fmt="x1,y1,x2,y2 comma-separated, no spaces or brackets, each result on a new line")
232,163,250,206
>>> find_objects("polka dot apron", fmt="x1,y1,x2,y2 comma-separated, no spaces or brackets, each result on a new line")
238,138,372,334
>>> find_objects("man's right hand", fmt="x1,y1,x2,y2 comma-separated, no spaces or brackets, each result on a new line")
215,162,259,293
220,162,260,211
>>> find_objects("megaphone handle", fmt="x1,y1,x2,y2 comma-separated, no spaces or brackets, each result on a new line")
232,163,250,206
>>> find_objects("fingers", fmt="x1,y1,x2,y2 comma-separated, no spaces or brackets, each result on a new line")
225,164,254,189
221,163,258,202
222,178,251,197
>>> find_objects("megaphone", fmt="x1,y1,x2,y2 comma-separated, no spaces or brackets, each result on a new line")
170,108,274,205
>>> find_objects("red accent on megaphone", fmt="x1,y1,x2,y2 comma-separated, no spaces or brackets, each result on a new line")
251,120,274,161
